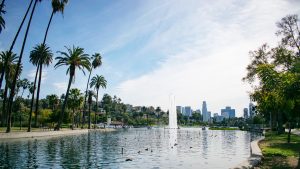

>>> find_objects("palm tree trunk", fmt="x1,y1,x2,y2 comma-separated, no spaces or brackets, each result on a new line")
0,0,34,91
43,10,54,44
1,82,8,127
82,70,92,127
27,65,39,132
71,108,75,130
95,89,99,128
57,74,73,130
34,64,42,127
6,0,38,133
88,103,91,129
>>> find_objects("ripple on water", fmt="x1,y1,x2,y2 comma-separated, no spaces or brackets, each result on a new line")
0,128,255,169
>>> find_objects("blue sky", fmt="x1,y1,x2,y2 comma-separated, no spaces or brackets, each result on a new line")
1,0,300,116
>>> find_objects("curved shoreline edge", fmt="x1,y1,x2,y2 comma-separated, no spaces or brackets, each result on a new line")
0,128,116,140
231,136,265,169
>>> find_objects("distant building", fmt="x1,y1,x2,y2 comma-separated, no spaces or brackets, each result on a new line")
176,106,182,114
221,106,235,118
184,106,192,117
202,101,211,122
195,109,201,114
207,111,211,122
221,111,230,119
213,113,218,117
249,103,255,118
243,108,248,119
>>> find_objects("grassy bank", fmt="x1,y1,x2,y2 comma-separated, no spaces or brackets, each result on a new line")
258,132,300,169
209,127,239,130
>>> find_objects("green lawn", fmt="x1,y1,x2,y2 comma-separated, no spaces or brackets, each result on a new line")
258,132,300,169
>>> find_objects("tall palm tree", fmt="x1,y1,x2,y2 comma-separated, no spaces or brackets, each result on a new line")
0,0,34,90
6,0,41,133
90,75,106,128
33,43,53,127
20,78,30,98
0,0,6,34
67,88,82,130
83,53,102,127
27,43,53,131
0,51,18,127
43,0,68,44
55,46,90,130
87,90,94,129
46,94,59,111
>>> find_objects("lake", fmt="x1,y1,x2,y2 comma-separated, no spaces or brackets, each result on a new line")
0,128,258,169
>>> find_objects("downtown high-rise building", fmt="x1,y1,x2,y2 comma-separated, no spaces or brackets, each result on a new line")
221,106,235,118
202,101,210,122
243,108,248,119
249,103,255,118
176,106,182,114
184,106,192,117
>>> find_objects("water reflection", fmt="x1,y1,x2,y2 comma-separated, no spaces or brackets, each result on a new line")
0,128,254,169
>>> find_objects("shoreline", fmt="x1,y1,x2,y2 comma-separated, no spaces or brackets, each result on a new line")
0,128,116,140
231,136,264,169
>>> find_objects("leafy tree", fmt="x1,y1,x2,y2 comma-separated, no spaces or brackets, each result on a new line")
90,75,106,126
55,46,90,130
6,0,42,133
83,53,102,126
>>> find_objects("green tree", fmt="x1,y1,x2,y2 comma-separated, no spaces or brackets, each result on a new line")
0,51,18,127
27,43,53,131
83,53,102,126
0,0,34,90
87,90,95,129
67,88,82,129
90,75,106,127
55,46,90,130
6,0,41,133
46,94,59,111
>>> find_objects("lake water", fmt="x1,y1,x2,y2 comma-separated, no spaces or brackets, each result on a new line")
0,128,258,169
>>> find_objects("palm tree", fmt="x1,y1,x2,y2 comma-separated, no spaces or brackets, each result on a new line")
67,88,82,130
87,90,95,129
43,0,68,44
46,94,59,111
55,46,90,130
20,78,30,98
0,51,18,127
90,75,106,128
32,43,53,127
0,0,34,90
6,0,41,133
83,53,102,127
0,0,6,34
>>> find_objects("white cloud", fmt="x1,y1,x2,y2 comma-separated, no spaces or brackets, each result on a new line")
53,82,67,94
116,0,300,116
27,69,48,84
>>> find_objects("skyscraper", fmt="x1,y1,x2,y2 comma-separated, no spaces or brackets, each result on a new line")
249,103,255,118
176,106,182,114
221,106,235,118
243,108,248,119
202,101,210,122
184,106,192,117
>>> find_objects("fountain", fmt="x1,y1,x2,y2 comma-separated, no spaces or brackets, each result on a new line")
168,94,178,129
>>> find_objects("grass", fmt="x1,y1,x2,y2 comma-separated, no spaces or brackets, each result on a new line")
209,127,239,130
258,132,300,169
